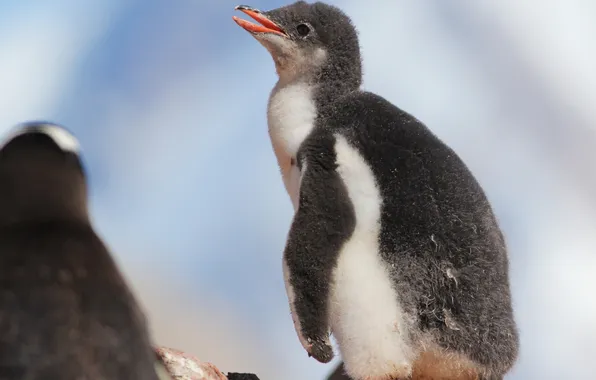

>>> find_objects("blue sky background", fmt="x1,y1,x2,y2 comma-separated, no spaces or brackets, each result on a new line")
1,1,596,379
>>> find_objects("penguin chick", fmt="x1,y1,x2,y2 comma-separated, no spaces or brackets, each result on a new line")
234,3,519,380
0,122,170,380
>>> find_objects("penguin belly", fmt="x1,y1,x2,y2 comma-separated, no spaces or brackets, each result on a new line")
329,134,414,380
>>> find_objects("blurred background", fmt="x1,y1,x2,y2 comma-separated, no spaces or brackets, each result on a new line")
1,0,595,379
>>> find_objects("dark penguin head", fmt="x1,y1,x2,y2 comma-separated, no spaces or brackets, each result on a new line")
233,1,362,88
0,122,88,227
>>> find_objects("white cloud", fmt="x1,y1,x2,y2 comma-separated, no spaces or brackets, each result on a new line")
0,2,123,135
466,0,596,128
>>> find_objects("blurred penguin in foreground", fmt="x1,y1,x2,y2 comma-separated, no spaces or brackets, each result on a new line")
0,122,170,380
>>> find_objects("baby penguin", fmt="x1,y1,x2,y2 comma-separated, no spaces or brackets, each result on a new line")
234,2,519,380
0,122,170,380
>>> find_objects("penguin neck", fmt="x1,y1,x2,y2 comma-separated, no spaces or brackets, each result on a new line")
267,72,360,204
268,78,317,159
315,53,362,103
268,72,360,158
0,172,89,229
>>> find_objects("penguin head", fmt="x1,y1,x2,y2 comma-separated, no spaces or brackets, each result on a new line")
233,1,362,86
0,121,81,158
0,122,89,226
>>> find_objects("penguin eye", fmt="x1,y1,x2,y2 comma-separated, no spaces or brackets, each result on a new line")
296,23,310,37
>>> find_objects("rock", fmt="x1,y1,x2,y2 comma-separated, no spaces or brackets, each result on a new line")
156,347,227,380
155,347,261,380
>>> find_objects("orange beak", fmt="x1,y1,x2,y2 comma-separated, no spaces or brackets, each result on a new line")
233,5,287,36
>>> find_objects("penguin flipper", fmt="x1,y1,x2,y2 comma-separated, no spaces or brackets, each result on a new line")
282,142,356,364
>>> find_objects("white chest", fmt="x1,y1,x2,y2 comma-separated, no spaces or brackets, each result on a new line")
329,135,414,380
267,82,317,209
